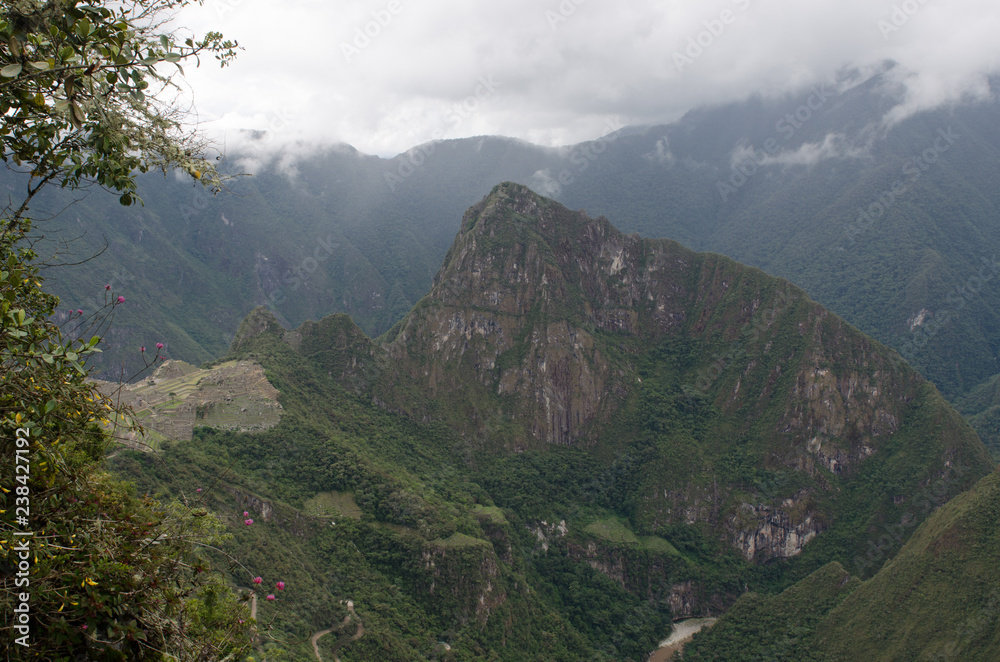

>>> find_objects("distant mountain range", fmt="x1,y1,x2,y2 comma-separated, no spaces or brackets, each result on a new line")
20,65,1000,453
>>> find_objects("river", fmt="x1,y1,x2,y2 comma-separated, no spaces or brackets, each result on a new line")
647,618,718,662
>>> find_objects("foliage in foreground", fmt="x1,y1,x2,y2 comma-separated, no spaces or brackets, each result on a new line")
1,0,257,657
1,219,255,658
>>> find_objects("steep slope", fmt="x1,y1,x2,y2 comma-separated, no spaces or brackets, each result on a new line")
118,307,677,661
683,468,1000,661
372,184,991,572
231,182,994,582
22,136,556,381
555,73,1000,410
812,469,1000,661
116,184,996,660
680,561,861,661
26,72,1000,454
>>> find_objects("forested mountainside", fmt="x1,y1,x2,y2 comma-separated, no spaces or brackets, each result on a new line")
24,68,1000,453
111,185,995,660
554,72,1000,426
17,138,560,380
682,467,1000,661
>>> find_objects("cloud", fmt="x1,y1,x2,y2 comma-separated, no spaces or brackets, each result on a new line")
644,137,676,166
172,0,1000,156
530,169,562,198
730,133,868,169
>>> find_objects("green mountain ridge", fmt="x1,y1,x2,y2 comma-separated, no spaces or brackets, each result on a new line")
683,467,1000,661
115,184,996,660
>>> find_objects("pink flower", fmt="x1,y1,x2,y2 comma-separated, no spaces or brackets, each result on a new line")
253,576,262,585
243,511,249,517
77,309,83,315
105,284,111,290
266,594,275,601
244,518,253,525
117,296,125,304
196,488,202,493
275,581,285,591
141,346,145,353
156,343,164,350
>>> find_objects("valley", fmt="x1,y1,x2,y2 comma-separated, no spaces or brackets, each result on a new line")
103,184,997,660
26,69,1000,459
5,2,999,659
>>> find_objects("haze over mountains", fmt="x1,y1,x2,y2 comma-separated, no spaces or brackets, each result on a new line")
112,184,996,660
23,66,1000,453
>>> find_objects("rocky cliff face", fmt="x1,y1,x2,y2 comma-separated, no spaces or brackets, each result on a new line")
421,534,505,623
383,183,705,445
232,182,993,569
730,498,823,561
374,183,992,564
383,185,914,454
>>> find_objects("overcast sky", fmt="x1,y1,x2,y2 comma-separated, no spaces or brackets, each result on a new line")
171,0,1000,158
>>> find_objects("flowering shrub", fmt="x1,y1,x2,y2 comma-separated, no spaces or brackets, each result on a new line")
1,220,256,658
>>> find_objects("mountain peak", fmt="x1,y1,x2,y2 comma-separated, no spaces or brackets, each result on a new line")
230,305,285,353
375,186,992,565
431,183,645,327
460,181,596,236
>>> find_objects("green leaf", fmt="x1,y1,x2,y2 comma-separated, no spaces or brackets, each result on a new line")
76,17,92,38
71,102,86,129
1,63,22,77
44,399,57,414
29,60,50,70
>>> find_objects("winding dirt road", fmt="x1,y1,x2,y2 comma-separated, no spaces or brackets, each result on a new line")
311,600,364,662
